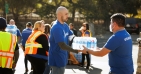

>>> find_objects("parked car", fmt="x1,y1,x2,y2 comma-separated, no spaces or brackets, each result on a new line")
125,18,139,34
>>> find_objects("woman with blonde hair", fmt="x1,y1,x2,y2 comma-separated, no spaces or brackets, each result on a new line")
25,21,49,74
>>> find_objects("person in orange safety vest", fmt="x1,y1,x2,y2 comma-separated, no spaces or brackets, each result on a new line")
25,21,49,74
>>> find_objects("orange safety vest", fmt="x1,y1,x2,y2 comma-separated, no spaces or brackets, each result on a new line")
82,30,92,37
25,30,48,55
0,33,17,68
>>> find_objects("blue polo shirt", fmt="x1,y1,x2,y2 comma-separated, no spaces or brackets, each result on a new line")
49,20,73,67
17,29,22,37
104,29,134,74
21,28,32,46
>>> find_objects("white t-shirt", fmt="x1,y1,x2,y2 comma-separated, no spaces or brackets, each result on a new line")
5,24,17,35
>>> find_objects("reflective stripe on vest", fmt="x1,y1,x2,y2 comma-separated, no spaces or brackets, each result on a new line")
25,31,43,55
25,44,42,48
0,52,14,58
0,33,17,68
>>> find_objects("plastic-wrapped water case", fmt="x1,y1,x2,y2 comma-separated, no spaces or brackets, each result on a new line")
72,37,97,50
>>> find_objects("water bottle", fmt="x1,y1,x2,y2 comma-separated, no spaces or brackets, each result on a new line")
76,39,79,49
94,38,97,49
79,38,83,49
87,39,91,49
91,39,95,49
72,38,76,49
82,38,87,49
82,39,85,49
77,53,82,62
91,38,97,50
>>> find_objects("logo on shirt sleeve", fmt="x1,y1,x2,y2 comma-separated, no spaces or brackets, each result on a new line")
124,36,131,41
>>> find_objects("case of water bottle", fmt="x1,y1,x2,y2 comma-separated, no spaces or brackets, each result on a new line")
71,37,97,63
72,37,97,50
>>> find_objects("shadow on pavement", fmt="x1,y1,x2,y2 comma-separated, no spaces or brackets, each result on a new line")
29,71,33,74
66,65,102,74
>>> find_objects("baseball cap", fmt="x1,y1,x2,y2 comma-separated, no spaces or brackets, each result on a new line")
0,17,7,29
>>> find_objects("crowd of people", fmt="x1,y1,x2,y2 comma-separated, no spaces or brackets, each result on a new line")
0,6,134,74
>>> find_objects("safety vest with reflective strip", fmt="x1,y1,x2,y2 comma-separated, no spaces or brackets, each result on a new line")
82,30,92,37
25,31,48,55
0,32,17,68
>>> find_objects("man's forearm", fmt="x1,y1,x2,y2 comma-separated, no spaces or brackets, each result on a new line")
58,42,78,53
87,49,103,57
87,47,110,57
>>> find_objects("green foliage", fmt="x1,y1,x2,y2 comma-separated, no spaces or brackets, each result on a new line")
36,3,56,18
73,0,109,20
0,0,141,23
8,0,39,14
108,0,139,17
72,0,140,20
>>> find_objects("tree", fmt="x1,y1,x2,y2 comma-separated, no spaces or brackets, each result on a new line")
108,0,139,17
0,0,40,25
9,0,39,24
53,0,64,7
36,3,56,19
35,0,68,19
67,0,79,22
0,0,7,18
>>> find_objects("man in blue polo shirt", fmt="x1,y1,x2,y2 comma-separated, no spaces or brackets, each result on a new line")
21,22,32,73
83,13,134,74
49,6,83,74
5,19,22,43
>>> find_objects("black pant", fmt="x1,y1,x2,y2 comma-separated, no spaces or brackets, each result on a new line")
81,53,90,67
0,67,13,74
24,55,28,69
26,55,47,74
23,46,31,70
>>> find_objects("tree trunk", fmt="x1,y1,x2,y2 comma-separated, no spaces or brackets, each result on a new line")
11,7,19,25
71,5,76,23
2,8,6,19
2,0,6,18
13,13,20,27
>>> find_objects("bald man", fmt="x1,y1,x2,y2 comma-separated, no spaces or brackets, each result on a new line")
48,6,83,74
5,19,22,43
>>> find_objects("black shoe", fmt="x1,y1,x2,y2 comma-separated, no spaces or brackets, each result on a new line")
80,65,84,67
77,64,81,66
12,69,16,73
26,68,29,72
86,66,90,70
78,64,84,67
